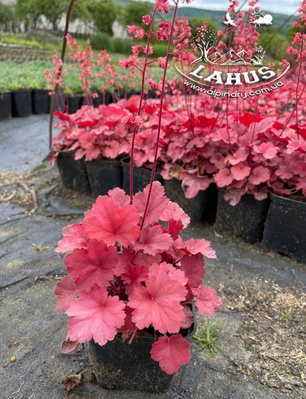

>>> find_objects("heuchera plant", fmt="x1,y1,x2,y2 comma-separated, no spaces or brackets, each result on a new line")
55,182,222,374
55,0,222,375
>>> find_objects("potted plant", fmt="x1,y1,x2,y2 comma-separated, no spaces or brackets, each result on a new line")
262,125,306,261
11,82,33,117
31,81,50,114
0,90,12,120
55,182,222,392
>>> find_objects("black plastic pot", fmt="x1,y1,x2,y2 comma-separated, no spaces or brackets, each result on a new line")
67,95,82,114
263,193,306,262
86,159,123,197
215,189,270,244
90,324,196,393
121,158,163,195
164,178,216,224
57,151,91,194
0,92,12,120
32,89,50,114
12,89,32,117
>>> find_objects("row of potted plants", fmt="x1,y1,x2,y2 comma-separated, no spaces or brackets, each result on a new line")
52,88,306,262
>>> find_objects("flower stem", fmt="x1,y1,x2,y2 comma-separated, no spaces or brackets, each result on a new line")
129,8,157,204
141,0,179,229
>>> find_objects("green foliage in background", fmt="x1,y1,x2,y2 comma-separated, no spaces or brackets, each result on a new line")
87,0,116,35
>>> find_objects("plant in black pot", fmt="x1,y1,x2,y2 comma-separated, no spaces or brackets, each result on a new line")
0,90,12,120
55,181,222,392
262,124,306,262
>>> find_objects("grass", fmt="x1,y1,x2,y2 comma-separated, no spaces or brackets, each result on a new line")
193,319,220,356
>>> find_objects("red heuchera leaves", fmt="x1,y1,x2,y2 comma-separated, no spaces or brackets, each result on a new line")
181,254,206,288
56,223,87,253
249,166,270,186
64,240,118,292
134,182,169,224
231,163,251,181
134,225,173,255
214,168,234,188
129,263,187,334
193,287,222,316
178,239,216,259
108,187,130,206
151,334,191,374
55,182,220,374
67,287,125,346
160,201,190,228
83,196,140,247
55,275,79,312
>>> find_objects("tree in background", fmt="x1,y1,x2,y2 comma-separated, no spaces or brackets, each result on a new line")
124,1,152,26
189,17,219,36
16,0,90,32
87,0,116,35
0,1,14,31
15,0,41,29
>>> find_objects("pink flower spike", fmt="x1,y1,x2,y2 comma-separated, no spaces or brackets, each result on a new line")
193,287,222,316
181,254,206,288
67,287,126,346
134,182,169,225
151,335,191,374
142,15,151,25
56,223,87,253
134,225,173,256
83,196,140,247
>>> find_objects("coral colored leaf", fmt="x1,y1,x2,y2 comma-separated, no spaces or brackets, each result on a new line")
56,223,87,253
121,264,148,293
178,239,216,259
182,175,211,199
160,201,190,228
129,263,187,334
193,287,222,316
214,168,234,188
151,335,191,374
231,163,251,181
119,306,137,333
54,111,70,121
150,262,188,286
181,254,206,288
64,240,118,292
253,142,279,159
67,287,125,346
134,225,173,256
83,196,140,247
55,275,79,312
249,166,270,186
134,182,169,224
61,336,80,354
108,187,130,206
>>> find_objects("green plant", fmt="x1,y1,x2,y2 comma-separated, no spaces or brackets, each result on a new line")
90,33,113,51
194,319,220,356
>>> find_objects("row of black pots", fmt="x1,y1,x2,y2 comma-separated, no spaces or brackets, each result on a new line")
0,89,151,121
0,89,50,119
57,152,306,263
